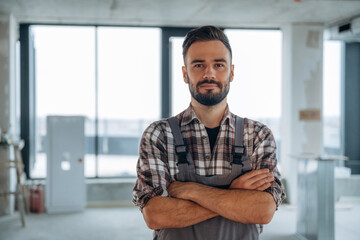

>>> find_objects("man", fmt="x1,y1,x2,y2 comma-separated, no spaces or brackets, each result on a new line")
133,26,286,240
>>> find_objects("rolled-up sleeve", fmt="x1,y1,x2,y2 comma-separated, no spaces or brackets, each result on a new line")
132,122,171,210
251,124,286,208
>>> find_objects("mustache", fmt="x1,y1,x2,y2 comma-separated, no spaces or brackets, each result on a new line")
196,80,222,88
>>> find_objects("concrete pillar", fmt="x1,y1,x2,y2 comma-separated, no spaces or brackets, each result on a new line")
0,14,18,215
281,24,324,204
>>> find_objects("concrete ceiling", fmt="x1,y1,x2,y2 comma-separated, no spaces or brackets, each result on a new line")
0,0,360,28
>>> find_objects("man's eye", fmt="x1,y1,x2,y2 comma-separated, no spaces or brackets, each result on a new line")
194,64,203,68
215,64,224,67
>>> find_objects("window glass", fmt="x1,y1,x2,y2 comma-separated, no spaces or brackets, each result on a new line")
97,27,161,177
32,25,96,178
323,41,342,151
171,37,188,115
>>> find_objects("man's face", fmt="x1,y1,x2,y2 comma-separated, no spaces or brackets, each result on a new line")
182,40,234,106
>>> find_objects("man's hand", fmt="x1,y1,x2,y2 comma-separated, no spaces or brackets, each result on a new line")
167,175,276,224
229,169,274,191
168,169,274,199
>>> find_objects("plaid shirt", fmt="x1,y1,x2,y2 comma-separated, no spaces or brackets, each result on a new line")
133,104,286,212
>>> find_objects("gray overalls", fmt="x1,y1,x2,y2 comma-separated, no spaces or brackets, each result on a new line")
155,116,259,240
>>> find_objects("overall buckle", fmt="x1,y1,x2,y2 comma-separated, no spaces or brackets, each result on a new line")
175,145,188,165
232,146,245,165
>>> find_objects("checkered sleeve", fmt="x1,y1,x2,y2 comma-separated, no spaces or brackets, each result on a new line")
132,121,172,210
251,123,286,208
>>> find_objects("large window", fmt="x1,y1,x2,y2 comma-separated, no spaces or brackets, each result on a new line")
28,26,282,178
31,25,160,178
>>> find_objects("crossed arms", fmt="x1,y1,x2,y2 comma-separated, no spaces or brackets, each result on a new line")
142,169,277,230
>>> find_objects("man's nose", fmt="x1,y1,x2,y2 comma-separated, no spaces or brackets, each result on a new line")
203,66,215,79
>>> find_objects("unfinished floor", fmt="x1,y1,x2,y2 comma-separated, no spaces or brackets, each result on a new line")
0,199,359,240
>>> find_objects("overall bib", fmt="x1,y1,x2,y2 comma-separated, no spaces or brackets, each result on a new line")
155,116,259,240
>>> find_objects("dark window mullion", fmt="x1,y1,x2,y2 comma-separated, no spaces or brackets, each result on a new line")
95,26,99,178
20,24,36,179
161,27,192,118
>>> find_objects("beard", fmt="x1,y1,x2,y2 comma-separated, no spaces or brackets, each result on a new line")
188,74,231,106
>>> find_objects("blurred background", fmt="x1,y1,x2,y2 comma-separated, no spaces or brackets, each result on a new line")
0,0,359,239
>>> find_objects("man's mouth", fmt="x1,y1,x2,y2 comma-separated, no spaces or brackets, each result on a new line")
200,83,218,88
197,80,221,89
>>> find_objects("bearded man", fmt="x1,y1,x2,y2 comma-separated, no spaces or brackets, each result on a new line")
133,25,286,240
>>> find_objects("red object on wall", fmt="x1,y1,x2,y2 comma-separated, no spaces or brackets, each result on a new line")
29,185,45,213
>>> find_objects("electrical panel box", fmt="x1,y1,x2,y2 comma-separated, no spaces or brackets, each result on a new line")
46,116,86,213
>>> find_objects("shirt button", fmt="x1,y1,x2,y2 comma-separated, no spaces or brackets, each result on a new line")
205,155,210,160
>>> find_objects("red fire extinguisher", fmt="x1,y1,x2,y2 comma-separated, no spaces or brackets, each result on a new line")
29,184,44,213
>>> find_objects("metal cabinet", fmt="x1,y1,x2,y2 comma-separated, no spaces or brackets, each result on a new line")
46,116,86,213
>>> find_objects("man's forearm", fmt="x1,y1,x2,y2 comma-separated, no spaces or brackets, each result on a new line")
169,182,276,224
191,185,275,224
142,196,218,230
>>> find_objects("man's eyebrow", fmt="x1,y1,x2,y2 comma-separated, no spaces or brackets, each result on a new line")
214,58,227,62
190,59,227,64
190,59,205,64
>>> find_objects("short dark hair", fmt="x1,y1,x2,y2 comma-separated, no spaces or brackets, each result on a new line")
182,25,232,61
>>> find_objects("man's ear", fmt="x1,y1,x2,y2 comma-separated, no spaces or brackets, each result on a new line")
182,66,189,84
230,64,234,82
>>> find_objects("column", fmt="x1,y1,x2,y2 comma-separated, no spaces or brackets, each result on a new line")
281,24,324,204
0,14,18,215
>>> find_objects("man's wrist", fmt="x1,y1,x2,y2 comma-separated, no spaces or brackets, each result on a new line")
183,182,199,199
181,182,209,200
185,182,219,202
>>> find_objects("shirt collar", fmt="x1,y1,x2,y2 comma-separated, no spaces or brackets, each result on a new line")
180,104,235,129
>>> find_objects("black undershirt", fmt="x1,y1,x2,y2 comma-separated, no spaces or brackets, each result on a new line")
205,126,220,153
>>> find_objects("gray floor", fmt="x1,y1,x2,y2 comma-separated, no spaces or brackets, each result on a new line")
0,200,359,240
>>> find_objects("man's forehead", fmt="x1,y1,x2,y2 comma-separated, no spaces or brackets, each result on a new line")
185,40,231,62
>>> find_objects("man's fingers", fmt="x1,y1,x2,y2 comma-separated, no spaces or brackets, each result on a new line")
252,176,274,189
230,169,273,190
256,182,271,191
246,172,274,186
240,168,269,181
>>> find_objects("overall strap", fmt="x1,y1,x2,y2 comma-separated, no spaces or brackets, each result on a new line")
168,117,189,165
232,116,245,165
